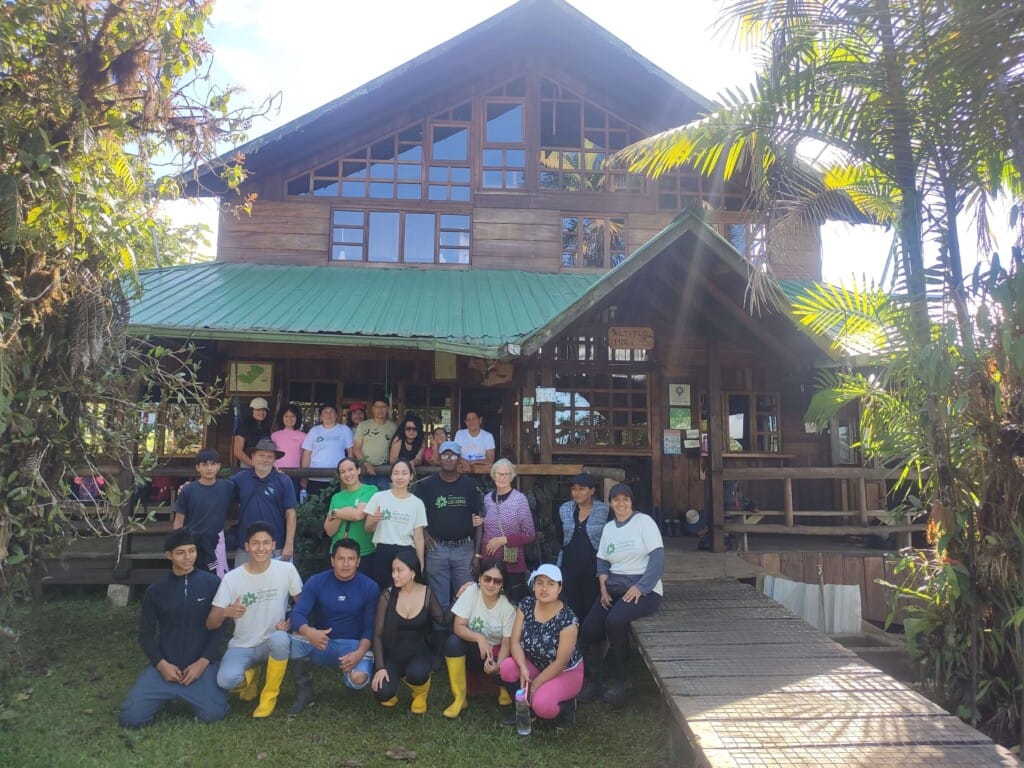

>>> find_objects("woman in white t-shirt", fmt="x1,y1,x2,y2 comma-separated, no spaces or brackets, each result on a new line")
364,459,426,590
441,559,516,718
579,483,664,709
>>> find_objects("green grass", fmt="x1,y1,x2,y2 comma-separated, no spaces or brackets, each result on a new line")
1,594,672,768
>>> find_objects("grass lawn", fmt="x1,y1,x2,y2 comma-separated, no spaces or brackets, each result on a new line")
0,594,672,768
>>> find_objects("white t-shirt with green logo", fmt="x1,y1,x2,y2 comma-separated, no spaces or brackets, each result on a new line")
367,490,427,547
598,513,664,595
212,559,303,647
451,583,515,647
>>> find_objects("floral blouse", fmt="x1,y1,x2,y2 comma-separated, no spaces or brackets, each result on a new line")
518,596,582,671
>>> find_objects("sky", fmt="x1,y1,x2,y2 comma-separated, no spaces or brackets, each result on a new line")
169,0,896,282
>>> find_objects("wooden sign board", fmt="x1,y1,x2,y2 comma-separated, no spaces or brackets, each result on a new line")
227,361,273,394
608,326,654,350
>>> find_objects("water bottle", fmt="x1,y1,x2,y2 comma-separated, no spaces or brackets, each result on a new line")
299,489,308,504
514,688,531,736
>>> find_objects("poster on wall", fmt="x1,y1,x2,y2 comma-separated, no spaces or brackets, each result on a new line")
668,407,691,430
663,429,682,455
227,362,274,394
668,383,691,406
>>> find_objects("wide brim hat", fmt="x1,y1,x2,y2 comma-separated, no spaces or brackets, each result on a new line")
249,437,285,459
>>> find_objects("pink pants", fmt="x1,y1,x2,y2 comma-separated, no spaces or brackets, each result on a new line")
499,656,584,720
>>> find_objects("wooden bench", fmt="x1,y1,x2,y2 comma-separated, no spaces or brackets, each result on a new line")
631,578,1019,767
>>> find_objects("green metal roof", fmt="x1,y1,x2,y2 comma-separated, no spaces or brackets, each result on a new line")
128,263,601,358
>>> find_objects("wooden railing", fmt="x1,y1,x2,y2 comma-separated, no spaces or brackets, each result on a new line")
720,466,926,550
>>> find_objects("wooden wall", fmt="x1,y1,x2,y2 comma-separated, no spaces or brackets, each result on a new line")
472,208,561,272
218,199,331,264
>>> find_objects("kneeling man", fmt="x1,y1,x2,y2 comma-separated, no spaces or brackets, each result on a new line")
207,523,303,717
119,529,227,727
287,538,380,714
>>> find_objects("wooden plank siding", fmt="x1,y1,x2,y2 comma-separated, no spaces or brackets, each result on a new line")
472,207,561,271
218,199,331,264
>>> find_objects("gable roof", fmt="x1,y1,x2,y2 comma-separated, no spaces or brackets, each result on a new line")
188,0,711,194
127,263,600,358
516,209,838,362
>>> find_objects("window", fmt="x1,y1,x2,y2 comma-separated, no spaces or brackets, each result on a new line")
288,381,339,428
723,392,780,453
481,92,526,191
539,79,646,193
550,371,649,450
330,209,471,265
138,401,207,457
561,216,627,268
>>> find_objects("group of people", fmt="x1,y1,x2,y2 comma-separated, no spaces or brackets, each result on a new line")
119,406,664,731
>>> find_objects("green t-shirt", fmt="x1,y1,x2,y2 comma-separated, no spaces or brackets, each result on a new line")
328,484,378,556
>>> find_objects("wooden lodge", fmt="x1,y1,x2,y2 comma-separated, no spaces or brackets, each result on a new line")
120,0,915,565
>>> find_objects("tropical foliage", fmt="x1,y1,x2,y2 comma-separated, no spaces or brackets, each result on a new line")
0,1,260,600
618,0,1024,747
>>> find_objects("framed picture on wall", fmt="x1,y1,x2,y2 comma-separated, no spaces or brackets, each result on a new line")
227,362,274,394
668,407,691,430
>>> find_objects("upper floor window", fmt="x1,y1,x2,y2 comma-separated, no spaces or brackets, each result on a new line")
286,103,473,203
561,215,627,269
481,79,527,192
331,209,470,265
539,79,645,194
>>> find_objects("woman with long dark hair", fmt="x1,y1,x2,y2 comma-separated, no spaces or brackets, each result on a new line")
370,549,446,713
232,397,272,468
364,459,427,590
442,559,516,718
388,412,425,467
323,457,378,576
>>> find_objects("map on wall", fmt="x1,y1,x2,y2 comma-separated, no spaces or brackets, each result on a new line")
228,362,274,394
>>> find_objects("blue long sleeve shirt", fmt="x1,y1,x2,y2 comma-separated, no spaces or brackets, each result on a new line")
289,569,380,643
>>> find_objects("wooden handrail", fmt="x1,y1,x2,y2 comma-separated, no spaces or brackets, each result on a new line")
722,466,920,481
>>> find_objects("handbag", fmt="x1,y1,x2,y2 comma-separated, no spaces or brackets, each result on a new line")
493,492,519,563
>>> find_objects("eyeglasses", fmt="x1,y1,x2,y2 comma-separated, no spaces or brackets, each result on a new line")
481,574,504,585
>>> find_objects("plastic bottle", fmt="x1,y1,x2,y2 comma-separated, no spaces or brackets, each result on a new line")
514,688,531,735
299,489,308,504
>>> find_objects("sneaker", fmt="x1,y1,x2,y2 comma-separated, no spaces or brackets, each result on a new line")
602,681,627,709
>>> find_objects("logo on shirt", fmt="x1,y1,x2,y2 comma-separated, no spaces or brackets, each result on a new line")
337,595,347,602
469,616,485,632
382,508,393,521
315,436,325,443
605,543,616,555
434,496,449,509
241,592,259,606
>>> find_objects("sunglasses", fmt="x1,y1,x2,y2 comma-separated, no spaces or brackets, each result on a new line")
481,574,504,585
405,426,418,432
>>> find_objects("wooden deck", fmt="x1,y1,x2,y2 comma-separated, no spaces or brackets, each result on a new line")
633,577,1019,767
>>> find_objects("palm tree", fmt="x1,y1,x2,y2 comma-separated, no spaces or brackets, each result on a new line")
616,0,1024,744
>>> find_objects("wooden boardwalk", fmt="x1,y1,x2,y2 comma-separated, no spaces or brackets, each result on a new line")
633,578,1020,767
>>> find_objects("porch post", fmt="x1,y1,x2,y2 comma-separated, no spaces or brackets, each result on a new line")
706,338,725,552
539,357,553,465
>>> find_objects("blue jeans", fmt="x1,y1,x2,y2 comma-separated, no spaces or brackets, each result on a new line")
364,473,390,491
289,635,373,689
425,538,475,613
216,632,291,690
119,663,228,727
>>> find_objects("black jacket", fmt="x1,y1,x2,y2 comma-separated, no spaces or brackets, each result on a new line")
138,569,223,669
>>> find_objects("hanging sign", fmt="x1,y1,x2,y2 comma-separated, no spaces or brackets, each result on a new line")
608,326,654,350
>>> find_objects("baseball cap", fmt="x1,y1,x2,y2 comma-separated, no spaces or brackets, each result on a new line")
439,441,462,456
249,397,269,410
529,563,564,585
608,483,634,501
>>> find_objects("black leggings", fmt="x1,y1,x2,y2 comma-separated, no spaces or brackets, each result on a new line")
580,591,662,652
372,544,414,592
561,573,599,625
373,653,432,701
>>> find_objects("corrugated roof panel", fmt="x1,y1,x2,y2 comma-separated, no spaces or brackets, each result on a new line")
128,263,600,357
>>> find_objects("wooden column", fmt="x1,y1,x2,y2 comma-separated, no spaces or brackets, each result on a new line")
539,357,554,465
707,338,726,552
783,477,794,527
650,362,663,520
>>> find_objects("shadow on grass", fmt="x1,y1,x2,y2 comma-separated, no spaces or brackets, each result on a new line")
1,595,673,768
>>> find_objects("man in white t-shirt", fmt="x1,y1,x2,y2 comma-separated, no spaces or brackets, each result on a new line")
207,523,303,718
301,404,354,497
453,410,495,472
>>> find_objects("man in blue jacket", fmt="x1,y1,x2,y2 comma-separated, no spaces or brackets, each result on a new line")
119,529,227,727
286,538,380,714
